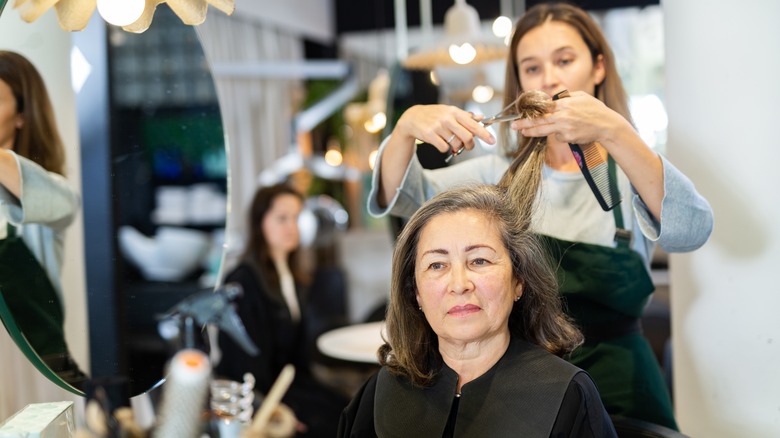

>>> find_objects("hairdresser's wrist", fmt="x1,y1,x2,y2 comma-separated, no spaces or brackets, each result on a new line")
598,111,639,153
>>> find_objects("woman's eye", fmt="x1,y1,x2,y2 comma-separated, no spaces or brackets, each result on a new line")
472,258,489,266
429,262,445,271
557,58,573,66
524,65,539,75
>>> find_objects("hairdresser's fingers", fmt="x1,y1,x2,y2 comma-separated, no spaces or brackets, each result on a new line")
410,106,494,154
396,105,461,153
550,92,617,142
461,112,495,146
510,112,555,139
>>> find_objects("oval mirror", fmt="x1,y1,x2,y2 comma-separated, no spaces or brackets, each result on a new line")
0,5,227,398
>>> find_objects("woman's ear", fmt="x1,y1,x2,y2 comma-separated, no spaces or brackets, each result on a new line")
15,115,23,130
593,54,606,86
514,280,523,299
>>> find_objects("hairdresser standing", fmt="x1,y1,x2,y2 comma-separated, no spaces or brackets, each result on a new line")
367,3,713,430
0,50,86,388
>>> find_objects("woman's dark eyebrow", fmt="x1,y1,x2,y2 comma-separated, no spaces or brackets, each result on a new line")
420,244,495,257
518,46,576,65
465,244,495,253
421,248,448,257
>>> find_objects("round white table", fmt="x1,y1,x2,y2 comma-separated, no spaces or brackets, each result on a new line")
316,321,385,363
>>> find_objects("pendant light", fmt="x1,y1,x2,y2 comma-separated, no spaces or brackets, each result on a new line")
402,0,507,70
12,0,234,33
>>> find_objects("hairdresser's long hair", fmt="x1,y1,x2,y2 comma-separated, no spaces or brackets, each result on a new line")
500,2,632,159
0,51,66,175
380,185,583,387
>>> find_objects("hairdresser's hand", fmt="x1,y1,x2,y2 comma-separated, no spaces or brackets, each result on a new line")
378,104,496,209
394,104,496,154
510,91,628,146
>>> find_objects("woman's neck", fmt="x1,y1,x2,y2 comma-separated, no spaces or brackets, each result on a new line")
544,138,580,172
439,331,510,393
270,251,289,267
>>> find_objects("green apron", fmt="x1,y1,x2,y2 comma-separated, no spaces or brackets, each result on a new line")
0,223,88,388
540,157,678,430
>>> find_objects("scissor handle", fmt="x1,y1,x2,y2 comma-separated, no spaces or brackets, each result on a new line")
553,89,571,100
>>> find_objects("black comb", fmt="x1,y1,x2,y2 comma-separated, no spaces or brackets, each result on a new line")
552,90,620,211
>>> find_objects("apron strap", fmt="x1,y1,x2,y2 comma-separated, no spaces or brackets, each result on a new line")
608,156,631,248
6,222,17,238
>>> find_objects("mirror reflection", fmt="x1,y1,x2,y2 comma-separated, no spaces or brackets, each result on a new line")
98,7,227,395
0,6,89,414
0,4,227,401
0,50,88,388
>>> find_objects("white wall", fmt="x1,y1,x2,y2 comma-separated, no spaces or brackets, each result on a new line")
0,10,89,372
664,1,780,436
234,0,334,43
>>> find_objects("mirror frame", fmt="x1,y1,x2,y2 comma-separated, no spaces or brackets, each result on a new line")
0,294,82,395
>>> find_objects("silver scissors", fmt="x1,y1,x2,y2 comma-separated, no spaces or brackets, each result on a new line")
445,95,526,163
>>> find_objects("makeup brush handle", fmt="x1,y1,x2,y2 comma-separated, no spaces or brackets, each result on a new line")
249,364,295,433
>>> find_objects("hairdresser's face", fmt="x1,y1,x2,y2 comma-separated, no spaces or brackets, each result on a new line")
415,209,521,349
262,194,303,258
515,20,605,97
0,79,22,151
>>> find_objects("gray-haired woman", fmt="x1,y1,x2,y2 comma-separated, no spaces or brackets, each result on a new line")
340,185,616,437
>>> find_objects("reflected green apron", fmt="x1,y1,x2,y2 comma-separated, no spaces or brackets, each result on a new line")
540,157,678,430
0,223,88,388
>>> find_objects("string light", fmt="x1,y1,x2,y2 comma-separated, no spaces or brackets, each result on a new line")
324,149,343,167
368,149,379,170
448,43,477,65
492,16,513,38
472,85,494,103
363,112,387,134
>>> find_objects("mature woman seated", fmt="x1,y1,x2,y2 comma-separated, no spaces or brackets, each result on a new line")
338,185,616,437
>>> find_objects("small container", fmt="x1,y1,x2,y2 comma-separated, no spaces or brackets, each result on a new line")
209,374,255,437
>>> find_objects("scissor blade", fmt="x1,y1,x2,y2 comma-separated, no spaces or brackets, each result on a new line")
480,113,523,127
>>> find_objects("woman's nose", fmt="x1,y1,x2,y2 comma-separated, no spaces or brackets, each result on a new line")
448,264,473,295
541,64,559,91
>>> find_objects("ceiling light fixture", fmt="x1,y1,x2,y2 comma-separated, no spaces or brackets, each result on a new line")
402,0,507,70
12,0,234,33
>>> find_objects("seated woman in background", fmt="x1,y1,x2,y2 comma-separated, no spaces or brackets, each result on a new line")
0,50,87,389
339,185,616,437
216,183,347,436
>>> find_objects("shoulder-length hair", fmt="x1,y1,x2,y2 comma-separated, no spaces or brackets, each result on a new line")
379,185,583,387
499,2,632,157
240,184,308,296
0,51,66,175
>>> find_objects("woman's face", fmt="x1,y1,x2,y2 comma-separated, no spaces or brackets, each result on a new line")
0,79,22,151
261,193,303,258
414,209,522,347
515,20,605,97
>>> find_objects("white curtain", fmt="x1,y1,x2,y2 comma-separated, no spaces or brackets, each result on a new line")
197,13,304,271
0,328,82,421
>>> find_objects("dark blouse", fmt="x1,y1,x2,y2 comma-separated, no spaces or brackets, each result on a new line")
216,262,348,437
338,339,617,438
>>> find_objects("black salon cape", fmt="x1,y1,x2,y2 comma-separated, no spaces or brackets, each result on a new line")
216,262,348,436
338,338,616,438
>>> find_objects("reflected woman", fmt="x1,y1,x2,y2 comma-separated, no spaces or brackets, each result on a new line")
0,51,87,388
216,183,347,436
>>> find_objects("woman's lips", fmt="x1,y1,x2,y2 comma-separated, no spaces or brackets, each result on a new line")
448,304,481,316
